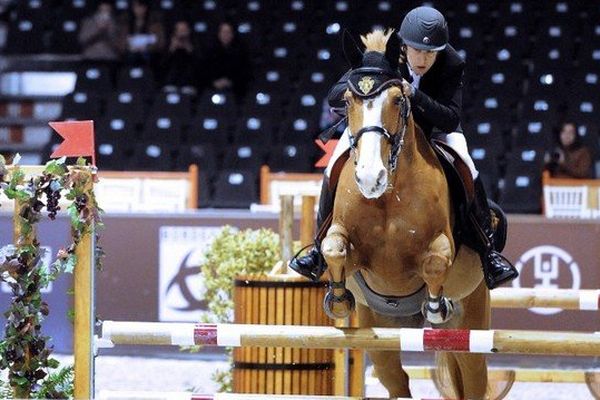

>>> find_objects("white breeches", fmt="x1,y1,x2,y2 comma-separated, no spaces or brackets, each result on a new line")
325,128,479,179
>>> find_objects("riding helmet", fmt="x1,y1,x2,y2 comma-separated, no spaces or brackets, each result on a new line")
399,6,448,51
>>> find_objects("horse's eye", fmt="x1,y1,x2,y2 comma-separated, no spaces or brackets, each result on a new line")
393,96,403,105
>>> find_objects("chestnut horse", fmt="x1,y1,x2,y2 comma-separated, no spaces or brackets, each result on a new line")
321,30,491,399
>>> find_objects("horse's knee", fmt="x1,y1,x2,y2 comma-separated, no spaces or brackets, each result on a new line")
422,233,452,280
423,254,450,280
322,225,349,266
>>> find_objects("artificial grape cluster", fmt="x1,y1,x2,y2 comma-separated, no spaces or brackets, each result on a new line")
39,175,61,220
74,194,88,213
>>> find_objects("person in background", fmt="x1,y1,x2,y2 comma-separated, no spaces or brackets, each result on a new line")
545,121,593,179
204,22,250,101
78,1,122,61
161,20,198,94
118,0,165,66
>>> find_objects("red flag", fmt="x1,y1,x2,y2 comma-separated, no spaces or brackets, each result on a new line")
49,120,96,165
314,139,338,168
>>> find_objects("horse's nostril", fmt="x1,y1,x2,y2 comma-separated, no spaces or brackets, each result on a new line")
377,169,386,182
355,175,362,184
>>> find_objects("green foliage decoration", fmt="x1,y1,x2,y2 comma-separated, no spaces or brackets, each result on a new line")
194,226,281,393
0,156,103,399
200,226,281,324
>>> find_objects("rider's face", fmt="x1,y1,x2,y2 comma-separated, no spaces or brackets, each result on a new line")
405,45,438,76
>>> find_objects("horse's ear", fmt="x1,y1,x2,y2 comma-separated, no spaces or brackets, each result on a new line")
385,32,401,71
342,29,363,69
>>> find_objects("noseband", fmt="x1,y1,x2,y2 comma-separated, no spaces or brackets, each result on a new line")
346,68,411,172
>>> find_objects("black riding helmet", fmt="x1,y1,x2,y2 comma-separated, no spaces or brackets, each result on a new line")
399,6,448,51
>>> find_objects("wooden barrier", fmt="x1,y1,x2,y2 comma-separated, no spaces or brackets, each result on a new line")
100,321,600,357
95,165,199,211
542,170,600,218
232,275,334,395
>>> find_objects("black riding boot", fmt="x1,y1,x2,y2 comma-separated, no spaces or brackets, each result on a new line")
289,178,334,281
468,178,519,289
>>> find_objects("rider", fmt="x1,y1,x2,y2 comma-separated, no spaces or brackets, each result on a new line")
290,6,519,290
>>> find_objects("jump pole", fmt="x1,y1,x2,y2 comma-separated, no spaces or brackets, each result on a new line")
490,287,599,310
100,322,600,357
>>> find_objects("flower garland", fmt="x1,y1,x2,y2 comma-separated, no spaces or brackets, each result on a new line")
0,156,103,398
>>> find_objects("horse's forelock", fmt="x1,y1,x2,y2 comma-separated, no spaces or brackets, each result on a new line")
360,29,394,53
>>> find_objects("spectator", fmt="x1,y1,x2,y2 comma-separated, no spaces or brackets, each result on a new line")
545,121,593,179
118,0,165,66
161,20,198,94
78,1,122,61
204,22,251,100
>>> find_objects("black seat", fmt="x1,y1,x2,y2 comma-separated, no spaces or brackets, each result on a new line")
242,90,282,117
148,92,193,120
196,91,237,117
287,91,322,121
512,119,554,150
61,92,102,121
50,18,80,54
498,169,542,214
222,144,266,171
268,144,314,172
105,91,146,127
296,69,336,97
95,116,138,148
463,120,505,151
141,116,183,145
232,116,275,145
130,142,173,171
188,114,231,146
212,169,258,208
279,116,320,145
174,144,219,178
5,17,47,54
251,69,291,93
116,65,156,97
74,65,113,95
96,142,127,171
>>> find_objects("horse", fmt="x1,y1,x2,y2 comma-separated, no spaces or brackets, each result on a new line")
320,30,491,399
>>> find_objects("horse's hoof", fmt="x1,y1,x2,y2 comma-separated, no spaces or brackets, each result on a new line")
422,296,455,325
323,290,355,319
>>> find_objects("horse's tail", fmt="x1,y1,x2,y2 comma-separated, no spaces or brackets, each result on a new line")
433,279,491,399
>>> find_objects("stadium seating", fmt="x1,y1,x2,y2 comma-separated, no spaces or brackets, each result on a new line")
1,0,598,209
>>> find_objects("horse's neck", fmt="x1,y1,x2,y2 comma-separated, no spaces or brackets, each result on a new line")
393,116,439,183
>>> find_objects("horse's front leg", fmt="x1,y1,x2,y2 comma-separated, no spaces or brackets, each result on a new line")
321,223,355,319
421,232,455,324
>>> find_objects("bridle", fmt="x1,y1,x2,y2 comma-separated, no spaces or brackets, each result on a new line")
346,67,411,173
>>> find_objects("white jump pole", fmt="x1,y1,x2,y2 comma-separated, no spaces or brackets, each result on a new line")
490,288,599,310
100,321,600,357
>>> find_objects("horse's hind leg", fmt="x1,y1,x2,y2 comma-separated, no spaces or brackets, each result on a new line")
421,232,455,324
357,303,424,398
436,280,491,399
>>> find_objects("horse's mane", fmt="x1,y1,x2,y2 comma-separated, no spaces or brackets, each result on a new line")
360,29,394,53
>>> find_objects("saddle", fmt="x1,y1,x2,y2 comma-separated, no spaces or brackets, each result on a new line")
431,140,507,252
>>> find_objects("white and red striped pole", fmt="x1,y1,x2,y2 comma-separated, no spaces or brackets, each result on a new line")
100,321,600,357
